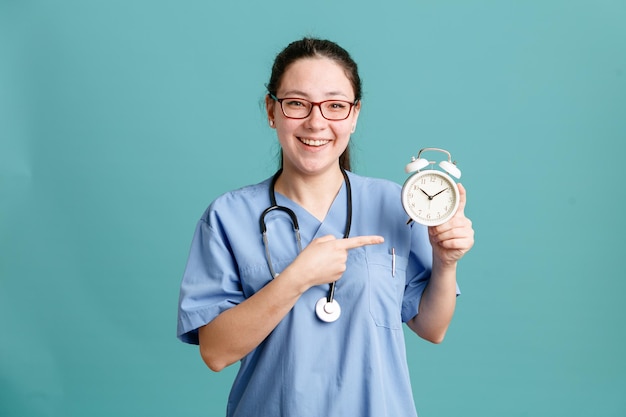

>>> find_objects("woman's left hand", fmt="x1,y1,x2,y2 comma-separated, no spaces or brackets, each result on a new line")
428,183,474,266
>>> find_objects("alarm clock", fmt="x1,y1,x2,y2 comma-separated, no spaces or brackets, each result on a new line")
401,148,462,227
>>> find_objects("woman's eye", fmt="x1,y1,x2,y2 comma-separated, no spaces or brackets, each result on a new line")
328,102,347,110
285,100,306,107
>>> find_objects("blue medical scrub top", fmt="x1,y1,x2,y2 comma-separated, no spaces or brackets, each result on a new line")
177,172,450,417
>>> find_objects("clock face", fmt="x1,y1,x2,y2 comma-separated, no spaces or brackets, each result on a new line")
401,170,460,226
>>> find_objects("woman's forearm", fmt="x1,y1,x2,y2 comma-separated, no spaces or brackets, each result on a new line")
407,259,458,343
198,271,306,372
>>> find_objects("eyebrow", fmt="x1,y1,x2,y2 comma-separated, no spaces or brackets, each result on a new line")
280,89,351,100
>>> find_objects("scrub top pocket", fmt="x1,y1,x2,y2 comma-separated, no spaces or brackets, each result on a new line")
366,248,407,330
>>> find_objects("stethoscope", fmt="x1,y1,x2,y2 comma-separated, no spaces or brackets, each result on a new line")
259,168,352,323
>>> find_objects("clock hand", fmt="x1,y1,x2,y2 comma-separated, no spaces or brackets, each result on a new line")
432,187,450,199
419,188,434,200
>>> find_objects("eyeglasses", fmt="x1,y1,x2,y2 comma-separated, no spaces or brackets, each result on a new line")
269,94,357,121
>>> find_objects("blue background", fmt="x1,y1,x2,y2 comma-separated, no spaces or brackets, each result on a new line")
1,1,625,416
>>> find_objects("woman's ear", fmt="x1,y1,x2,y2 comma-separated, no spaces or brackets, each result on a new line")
265,94,275,127
351,100,362,129
353,100,362,116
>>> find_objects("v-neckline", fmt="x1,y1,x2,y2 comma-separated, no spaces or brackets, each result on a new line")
274,179,349,243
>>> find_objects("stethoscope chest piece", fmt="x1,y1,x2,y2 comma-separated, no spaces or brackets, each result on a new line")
315,297,341,322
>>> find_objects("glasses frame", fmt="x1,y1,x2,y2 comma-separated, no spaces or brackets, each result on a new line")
269,93,358,121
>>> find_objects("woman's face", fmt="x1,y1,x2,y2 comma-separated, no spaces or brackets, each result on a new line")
266,57,360,177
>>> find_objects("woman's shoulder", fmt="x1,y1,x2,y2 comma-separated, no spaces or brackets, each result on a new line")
346,171,402,195
346,171,418,235
200,177,272,223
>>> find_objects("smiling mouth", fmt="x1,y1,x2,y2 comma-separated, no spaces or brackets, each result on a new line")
299,137,330,147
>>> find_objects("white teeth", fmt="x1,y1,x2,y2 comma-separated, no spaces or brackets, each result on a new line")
300,138,330,147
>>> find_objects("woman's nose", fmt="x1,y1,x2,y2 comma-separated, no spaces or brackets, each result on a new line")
304,104,326,128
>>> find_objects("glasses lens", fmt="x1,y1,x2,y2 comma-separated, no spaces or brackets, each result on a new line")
320,101,352,120
281,99,312,119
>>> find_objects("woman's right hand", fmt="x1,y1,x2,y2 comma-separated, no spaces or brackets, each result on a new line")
284,234,384,292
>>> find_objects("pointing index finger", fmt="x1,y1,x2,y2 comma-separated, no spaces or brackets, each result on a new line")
339,235,385,250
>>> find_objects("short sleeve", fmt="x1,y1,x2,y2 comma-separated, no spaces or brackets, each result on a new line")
176,216,244,345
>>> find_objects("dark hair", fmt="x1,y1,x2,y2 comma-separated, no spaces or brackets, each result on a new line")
267,38,362,171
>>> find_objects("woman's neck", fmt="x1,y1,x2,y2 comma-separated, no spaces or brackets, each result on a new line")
275,166,345,222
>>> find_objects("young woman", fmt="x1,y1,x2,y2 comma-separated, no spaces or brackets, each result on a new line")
177,37,474,417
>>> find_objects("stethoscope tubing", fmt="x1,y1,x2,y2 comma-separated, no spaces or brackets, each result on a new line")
260,168,352,304
260,205,303,279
